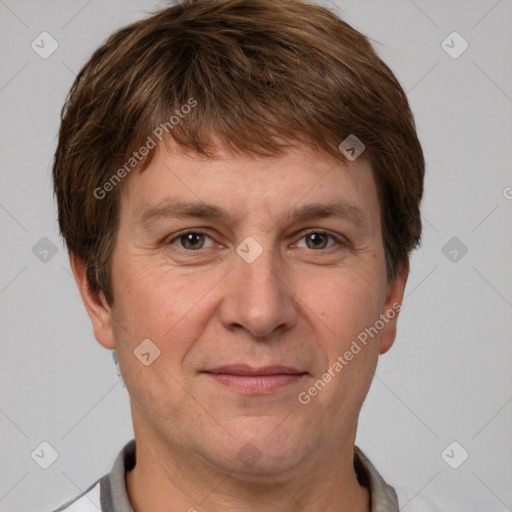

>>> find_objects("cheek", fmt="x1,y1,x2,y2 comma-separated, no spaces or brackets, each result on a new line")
110,256,219,359
301,265,385,346
299,271,383,421
109,259,214,413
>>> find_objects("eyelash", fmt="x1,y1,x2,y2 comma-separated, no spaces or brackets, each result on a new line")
166,228,345,251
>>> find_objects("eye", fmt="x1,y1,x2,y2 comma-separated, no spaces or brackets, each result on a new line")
169,230,215,250
296,230,340,250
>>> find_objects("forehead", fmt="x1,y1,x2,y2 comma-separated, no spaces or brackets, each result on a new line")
121,143,381,231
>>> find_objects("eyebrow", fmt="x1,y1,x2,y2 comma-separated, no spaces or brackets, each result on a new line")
138,199,234,229
138,198,369,230
282,202,368,229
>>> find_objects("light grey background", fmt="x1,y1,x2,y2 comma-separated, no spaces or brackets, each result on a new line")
1,1,511,511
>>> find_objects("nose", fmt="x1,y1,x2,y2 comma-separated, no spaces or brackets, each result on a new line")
219,247,299,338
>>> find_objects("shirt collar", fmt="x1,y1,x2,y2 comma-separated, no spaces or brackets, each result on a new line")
99,439,398,512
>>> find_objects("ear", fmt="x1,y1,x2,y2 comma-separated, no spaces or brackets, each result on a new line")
378,259,409,355
70,253,115,350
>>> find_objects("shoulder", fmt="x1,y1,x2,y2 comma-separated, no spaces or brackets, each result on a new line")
394,486,442,512
51,439,135,512
51,480,101,512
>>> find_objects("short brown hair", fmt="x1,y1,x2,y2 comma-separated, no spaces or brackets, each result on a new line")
53,0,424,305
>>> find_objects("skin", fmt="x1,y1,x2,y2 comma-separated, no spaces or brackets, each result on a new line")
72,140,408,512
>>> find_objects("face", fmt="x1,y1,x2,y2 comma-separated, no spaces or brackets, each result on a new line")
76,141,407,477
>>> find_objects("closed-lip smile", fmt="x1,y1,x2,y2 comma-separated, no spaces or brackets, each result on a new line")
203,364,307,394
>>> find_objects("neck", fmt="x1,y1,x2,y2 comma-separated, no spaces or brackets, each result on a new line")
126,425,370,512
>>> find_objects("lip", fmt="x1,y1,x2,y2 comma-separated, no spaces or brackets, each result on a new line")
203,365,307,394
205,364,305,376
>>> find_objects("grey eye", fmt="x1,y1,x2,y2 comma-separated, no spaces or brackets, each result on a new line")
306,232,329,249
180,232,206,250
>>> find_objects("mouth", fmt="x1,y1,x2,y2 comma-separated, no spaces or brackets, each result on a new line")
203,365,308,394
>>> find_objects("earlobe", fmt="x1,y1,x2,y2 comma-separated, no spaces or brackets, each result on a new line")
378,260,409,355
70,253,116,350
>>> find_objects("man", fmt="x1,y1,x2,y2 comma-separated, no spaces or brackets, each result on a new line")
52,0,436,510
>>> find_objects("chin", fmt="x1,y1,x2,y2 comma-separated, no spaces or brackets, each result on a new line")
203,417,314,477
